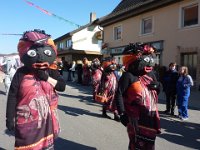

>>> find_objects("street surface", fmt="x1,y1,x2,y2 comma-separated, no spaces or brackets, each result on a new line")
0,82,199,150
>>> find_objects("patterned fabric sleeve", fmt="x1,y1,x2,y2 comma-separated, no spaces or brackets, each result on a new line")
6,67,26,122
115,72,138,115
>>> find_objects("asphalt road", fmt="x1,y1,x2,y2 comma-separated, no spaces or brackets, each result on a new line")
0,82,199,150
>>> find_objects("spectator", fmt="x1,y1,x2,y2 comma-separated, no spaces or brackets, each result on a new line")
69,61,76,82
62,60,69,82
76,61,83,84
2,57,16,95
67,62,72,81
176,66,193,120
163,62,179,115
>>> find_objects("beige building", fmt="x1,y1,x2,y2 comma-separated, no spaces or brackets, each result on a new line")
99,0,200,88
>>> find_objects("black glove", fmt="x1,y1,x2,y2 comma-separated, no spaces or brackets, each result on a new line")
148,81,160,93
6,119,14,131
36,69,49,81
120,113,129,127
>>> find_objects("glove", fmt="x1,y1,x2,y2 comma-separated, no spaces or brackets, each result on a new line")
35,69,49,81
148,81,159,90
120,113,129,127
6,119,14,131
148,81,160,94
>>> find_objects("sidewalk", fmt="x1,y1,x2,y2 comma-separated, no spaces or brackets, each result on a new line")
157,90,200,150
188,90,200,110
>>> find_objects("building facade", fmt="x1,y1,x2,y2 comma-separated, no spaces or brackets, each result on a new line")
54,13,103,64
99,0,200,88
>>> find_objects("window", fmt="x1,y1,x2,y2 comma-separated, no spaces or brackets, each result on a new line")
114,25,122,40
181,53,197,79
66,39,72,48
58,42,64,49
141,17,152,34
182,4,198,27
154,54,160,65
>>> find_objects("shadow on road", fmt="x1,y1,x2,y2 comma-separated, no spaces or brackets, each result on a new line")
58,93,100,107
66,82,92,95
58,105,102,118
158,112,200,149
55,137,97,150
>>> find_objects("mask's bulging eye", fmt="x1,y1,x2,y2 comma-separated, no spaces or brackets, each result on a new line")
144,57,150,62
150,58,154,63
44,49,52,56
27,49,37,57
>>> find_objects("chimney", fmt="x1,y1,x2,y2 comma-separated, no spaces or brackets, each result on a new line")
90,12,96,23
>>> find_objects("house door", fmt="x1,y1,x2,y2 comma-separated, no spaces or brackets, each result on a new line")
181,53,197,80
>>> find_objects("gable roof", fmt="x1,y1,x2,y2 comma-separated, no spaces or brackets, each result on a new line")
99,0,182,26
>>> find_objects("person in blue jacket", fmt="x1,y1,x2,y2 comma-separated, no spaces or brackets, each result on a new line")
176,66,193,121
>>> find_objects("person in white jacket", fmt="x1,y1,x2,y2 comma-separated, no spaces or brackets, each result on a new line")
1,56,17,95
69,61,76,82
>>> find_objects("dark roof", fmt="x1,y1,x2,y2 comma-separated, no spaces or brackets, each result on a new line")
57,49,101,55
99,0,182,26
112,0,150,14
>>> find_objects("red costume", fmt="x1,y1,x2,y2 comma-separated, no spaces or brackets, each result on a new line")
82,57,91,86
98,57,119,121
115,43,161,150
91,58,103,101
6,30,65,150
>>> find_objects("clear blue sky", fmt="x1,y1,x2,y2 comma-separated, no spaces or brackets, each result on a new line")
0,0,120,54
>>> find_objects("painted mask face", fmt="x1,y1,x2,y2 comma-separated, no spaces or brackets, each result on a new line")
140,55,155,73
18,29,57,69
91,58,100,70
21,45,56,69
109,63,117,71
128,54,155,75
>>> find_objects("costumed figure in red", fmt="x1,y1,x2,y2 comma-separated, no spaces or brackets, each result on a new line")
115,43,161,150
82,57,91,86
99,57,120,121
91,58,103,101
6,29,66,150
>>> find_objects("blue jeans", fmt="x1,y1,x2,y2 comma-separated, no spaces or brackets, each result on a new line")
177,95,189,118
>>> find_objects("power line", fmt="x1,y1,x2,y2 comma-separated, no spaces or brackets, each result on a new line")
23,0,81,28
1,33,22,36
